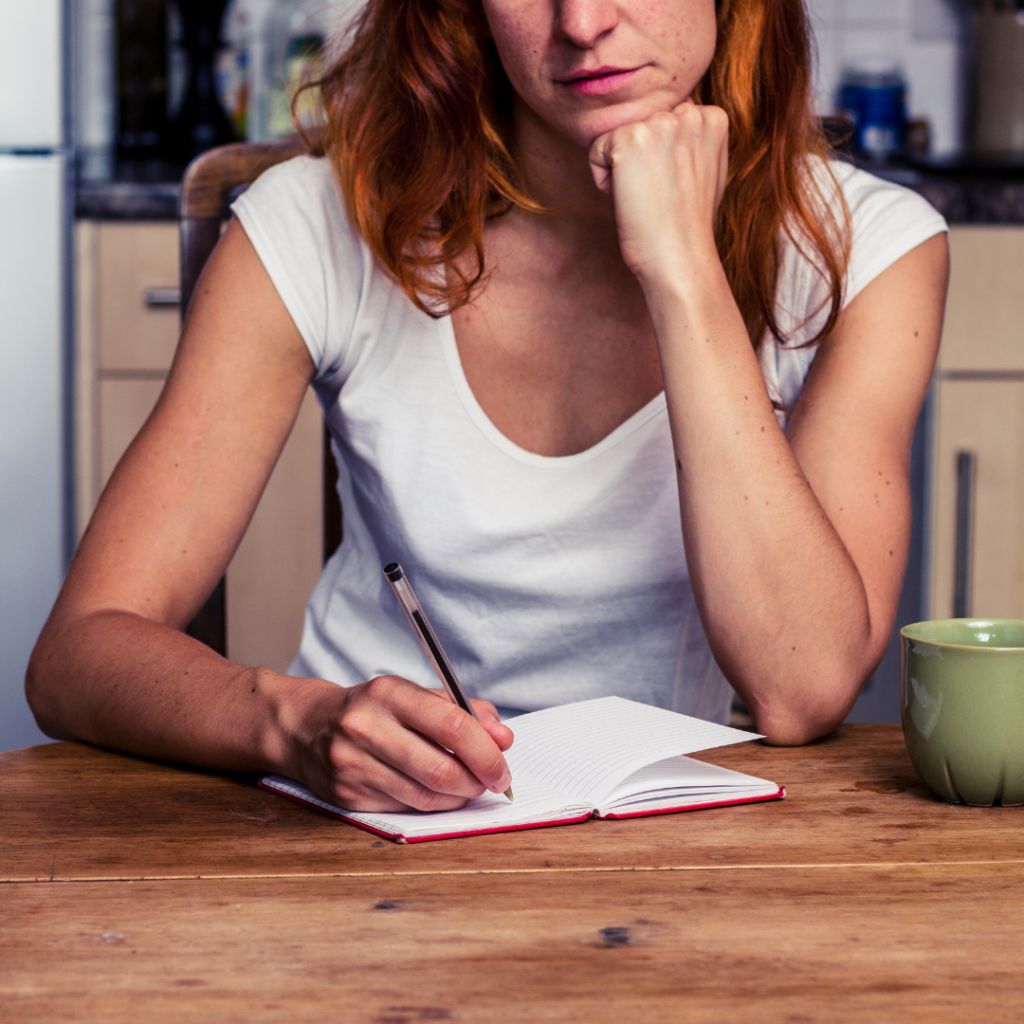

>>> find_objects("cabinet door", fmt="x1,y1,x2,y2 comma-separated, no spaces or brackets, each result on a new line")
97,222,181,372
226,390,323,674
940,228,1024,373
77,221,180,521
930,380,1024,620
929,226,1024,621
80,220,323,673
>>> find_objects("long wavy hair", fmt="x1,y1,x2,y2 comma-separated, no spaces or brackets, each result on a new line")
307,0,849,349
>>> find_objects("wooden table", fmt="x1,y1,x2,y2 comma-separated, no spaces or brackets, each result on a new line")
2,726,1023,1022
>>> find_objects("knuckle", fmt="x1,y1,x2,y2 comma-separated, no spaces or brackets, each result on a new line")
326,742,360,777
443,702,472,734
328,782,361,809
620,122,649,146
340,706,375,744
332,785,390,813
365,674,400,705
436,706,474,750
412,788,467,814
422,756,462,794
649,111,675,133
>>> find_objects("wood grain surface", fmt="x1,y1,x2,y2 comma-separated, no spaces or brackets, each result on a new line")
5,728,1024,1022
3,726,1023,883
3,865,1022,1023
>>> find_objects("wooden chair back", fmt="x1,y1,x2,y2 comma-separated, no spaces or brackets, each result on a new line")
178,136,343,655
180,135,308,315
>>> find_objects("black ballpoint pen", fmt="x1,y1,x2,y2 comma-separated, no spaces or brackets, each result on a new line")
383,562,514,801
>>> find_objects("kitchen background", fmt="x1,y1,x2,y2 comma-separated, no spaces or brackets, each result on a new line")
2,0,1022,752
73,0,975,170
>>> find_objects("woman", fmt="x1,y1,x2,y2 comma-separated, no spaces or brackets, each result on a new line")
27,0,948,812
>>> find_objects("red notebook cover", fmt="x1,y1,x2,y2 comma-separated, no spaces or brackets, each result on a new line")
259,777,785,843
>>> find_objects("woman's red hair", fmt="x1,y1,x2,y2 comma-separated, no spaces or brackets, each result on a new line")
310,0,849,349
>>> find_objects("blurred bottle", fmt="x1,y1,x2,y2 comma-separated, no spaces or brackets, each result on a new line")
248,0,329,141
76,0,117,179
218,0,256,139
116,0,169,162
269,32,326,137
165,0,238,163
905,118,931,159
839,60,906,160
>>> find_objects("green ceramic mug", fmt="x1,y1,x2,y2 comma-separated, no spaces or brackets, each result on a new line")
901,619,1024,806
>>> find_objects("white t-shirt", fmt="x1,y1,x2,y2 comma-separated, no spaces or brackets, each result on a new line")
232,156,946,723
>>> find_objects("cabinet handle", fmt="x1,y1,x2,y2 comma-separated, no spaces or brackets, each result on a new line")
954,449,976,619
145,287,181,308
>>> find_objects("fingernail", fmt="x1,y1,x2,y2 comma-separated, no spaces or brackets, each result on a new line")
492,772,512,793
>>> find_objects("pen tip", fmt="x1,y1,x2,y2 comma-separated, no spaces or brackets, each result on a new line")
504,786,514,801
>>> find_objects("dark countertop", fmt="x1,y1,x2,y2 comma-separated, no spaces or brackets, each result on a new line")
76,159,184,220
76,156,1024,225
77,179,181,220
866,156,1024,224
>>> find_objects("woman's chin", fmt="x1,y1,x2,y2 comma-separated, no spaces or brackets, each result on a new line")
515,91,688,152
575,96,687,147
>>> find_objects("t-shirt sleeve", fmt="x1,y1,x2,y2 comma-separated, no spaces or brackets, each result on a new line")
761,161,949,422
838,163,948,308
230,154,366,385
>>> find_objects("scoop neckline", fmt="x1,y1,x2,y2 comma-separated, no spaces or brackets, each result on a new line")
437,315,668,469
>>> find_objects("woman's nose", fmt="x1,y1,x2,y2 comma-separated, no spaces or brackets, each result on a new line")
554,0,620,48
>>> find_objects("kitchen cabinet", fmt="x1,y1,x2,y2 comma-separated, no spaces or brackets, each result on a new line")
929,226,1024,621
75,220,323,673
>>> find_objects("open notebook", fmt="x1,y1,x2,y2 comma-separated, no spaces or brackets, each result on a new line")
260,696,783,843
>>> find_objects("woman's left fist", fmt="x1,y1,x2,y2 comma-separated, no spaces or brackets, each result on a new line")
588,101,729,284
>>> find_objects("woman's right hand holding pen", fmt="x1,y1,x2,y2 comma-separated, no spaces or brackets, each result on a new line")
278,675,514,812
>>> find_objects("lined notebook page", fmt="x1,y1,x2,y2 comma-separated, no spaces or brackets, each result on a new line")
595,755,779,813
261,776,591,839
505,696,761,806
606,755,776,800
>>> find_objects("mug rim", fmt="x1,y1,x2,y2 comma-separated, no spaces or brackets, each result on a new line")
901,618,1024,652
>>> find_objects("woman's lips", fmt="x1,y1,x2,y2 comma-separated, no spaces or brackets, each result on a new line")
561,66,643,97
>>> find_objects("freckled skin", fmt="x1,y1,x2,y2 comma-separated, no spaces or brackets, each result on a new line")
481,0,717,148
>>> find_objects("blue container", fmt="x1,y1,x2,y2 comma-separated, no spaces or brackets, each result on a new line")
840,71,906,157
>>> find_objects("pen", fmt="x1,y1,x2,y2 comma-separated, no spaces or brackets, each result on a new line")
383,562,513,801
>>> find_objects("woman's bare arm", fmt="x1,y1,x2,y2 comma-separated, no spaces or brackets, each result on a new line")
28,219,315,764
592,104,948,743
657,234,946,744
27,219,512,808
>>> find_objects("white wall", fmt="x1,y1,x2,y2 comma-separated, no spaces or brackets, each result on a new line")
806,0,969,156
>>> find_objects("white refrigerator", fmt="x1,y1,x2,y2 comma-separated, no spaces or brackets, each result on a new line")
0,0,67,751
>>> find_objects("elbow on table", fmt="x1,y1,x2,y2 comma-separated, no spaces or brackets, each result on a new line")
738,624,891,746
24,636,75,742
750,667,872,747
756,710,845,747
